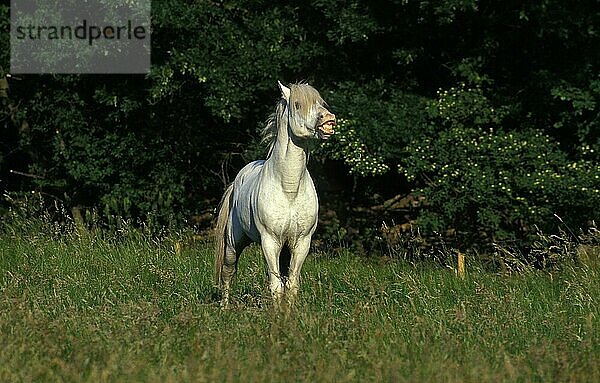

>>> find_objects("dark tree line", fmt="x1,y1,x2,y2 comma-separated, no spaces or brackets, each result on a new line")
1,1,598,252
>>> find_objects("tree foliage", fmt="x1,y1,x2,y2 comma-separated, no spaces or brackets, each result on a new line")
1,0,598,251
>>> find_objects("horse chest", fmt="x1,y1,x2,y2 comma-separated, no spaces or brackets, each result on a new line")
257,190,317,238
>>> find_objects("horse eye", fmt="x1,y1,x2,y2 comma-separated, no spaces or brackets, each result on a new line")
294,101,301,109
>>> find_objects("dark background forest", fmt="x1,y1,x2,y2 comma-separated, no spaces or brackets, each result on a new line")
1,1,599,257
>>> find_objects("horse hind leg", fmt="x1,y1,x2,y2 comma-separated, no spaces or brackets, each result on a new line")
279,245,291,285
220,243,238,309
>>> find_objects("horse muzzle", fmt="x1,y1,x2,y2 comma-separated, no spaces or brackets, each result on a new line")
316,115,336,139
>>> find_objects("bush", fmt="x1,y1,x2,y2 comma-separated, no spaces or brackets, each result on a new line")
399,84,600,243
317,80,429,176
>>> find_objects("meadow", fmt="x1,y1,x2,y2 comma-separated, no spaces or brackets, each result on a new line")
1,220,599,382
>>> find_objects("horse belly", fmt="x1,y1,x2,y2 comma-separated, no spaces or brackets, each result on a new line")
232,161,265,242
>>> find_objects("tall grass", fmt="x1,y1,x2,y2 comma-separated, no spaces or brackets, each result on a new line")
1,217,599,382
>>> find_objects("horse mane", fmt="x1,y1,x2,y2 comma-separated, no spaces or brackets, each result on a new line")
261,100,284,152
261,83,325,157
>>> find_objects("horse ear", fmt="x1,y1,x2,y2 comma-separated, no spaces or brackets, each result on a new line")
278,81,291,101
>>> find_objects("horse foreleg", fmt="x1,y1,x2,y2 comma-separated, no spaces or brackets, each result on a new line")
261,235,285,307
286,238,311,306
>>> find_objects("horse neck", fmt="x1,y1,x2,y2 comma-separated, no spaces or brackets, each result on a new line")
265,118,309,195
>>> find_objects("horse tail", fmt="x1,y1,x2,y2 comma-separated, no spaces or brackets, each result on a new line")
214,183,234,289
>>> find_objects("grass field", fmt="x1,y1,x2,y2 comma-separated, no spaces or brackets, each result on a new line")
1,222,599,382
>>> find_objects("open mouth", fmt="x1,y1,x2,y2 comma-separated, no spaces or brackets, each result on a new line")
317,120,336,139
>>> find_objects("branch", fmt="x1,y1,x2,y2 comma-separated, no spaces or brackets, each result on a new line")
9,169,45,179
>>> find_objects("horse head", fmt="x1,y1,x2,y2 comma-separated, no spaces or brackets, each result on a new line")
278,81,336,140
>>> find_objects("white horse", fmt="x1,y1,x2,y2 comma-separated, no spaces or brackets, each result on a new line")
214,81,336,308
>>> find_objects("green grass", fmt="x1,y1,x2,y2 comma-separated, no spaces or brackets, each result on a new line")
1,224,599,382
